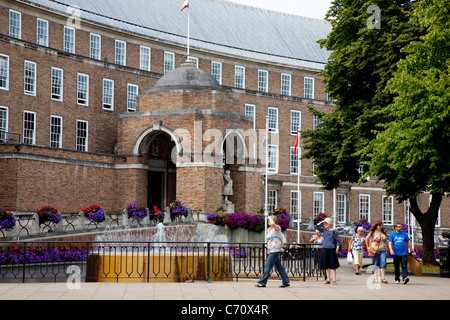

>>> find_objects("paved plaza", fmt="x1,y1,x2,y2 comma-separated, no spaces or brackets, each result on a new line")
0,258,448,301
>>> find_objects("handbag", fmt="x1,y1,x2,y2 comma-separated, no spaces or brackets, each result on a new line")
368,246,377,257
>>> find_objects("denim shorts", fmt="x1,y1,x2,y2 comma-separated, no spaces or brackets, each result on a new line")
372,250,387,268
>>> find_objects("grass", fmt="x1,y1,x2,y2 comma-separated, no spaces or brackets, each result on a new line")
365,263,441,274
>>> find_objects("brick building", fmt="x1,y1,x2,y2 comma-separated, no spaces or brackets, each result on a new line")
0,0,448,230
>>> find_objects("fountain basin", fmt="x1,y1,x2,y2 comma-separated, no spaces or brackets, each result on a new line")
86,252,232,282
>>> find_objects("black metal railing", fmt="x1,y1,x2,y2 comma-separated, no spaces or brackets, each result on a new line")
0,241,323,283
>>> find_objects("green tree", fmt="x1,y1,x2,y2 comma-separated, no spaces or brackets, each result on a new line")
359,0,450,265
302,0,422,190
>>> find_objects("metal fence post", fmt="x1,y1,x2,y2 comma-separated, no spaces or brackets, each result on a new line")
22,242,26,283
206,242,211,283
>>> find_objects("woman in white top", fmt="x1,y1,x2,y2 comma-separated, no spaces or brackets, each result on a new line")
256,215,290,288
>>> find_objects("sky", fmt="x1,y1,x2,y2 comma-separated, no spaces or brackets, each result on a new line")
224,0,333,20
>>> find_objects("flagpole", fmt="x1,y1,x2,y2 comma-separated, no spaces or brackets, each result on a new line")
187,4,190,59
264,116,269,243
297,126,301,244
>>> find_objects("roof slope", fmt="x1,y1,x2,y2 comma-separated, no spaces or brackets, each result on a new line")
25,0,331,69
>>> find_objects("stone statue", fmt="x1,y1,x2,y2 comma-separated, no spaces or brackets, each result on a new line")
223,170,233,197
222,170,234,213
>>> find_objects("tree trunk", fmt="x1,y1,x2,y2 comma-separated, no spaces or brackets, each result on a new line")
409,194,442,266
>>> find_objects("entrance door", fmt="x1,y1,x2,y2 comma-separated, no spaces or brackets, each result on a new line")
148,171,163,211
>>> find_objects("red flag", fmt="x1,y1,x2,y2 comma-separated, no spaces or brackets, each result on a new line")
181,0,189,11
293,131,299,157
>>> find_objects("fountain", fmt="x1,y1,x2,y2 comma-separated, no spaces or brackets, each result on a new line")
86,223,233,283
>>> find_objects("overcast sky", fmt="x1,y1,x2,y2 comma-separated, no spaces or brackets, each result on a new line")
224,0,333,20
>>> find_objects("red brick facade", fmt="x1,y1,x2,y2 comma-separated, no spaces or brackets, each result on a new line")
0,0,448,229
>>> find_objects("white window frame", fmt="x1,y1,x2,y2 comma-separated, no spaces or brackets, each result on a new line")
102,79,114,111
24,61,37,96
304,77,315,99
0,54,10,91
268,107,278,133
359,194,371,221
127,84,139,112
290,190,301,220
50,115,63,149
382,196,394,225
37,18,49,47
337,194,347,223
290,146,301,175
258,70,268,93
313,192,325,216
51,67,63,101
211,61,222,85
0,106,9,142
115,40,126,66
267,145,279,174
164,51,175,74
268,190,277,213
291,110,301,135
312,160,318,177
140,46,151,71
63,26,75,54
245,104,255,130
76,120,88,152
23,110,36,145
187,56,198,68
77,73,89,106
235,66,245,89
281,73,291,96
9,10,21,39
90,33,101,60
313,115,323,130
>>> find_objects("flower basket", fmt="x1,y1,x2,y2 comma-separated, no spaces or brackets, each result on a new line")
313,213,327,225
354,218,371,232
273,208,290,231
82,204,105,223
169,200,188,221
442,231,450,239
126,203,148,221
0,209,16,231
36,206,62,225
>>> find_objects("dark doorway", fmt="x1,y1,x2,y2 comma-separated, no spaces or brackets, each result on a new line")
148,171,163,211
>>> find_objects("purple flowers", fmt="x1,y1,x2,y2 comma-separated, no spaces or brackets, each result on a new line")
127,203,148,220
0,247,88,266
355,218,372,232
0,209,16,230
207,212,289,233
36,206,62,225
82,204,106,223
169,200,188,219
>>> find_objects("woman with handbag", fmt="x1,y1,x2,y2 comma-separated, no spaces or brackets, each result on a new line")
366,221,388,283
315,218,340,285
256,215,290,288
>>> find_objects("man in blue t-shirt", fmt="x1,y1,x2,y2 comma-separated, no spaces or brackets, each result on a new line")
389,224,416,284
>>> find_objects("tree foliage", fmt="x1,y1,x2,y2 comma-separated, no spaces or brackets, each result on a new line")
359,0,450,264
301,0,449,264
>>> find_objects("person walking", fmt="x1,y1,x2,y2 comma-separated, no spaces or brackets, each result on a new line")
366,221,389,284
389,223,416,284
256,215,290,288
349,227,366,275
315,217,340,285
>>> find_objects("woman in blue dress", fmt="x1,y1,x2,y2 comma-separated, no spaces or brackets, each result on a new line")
315,218,340,285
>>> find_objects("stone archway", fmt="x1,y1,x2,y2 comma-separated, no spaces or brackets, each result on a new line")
134,124,179,211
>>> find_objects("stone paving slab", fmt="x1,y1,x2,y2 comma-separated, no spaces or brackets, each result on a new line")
0,259,449,301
